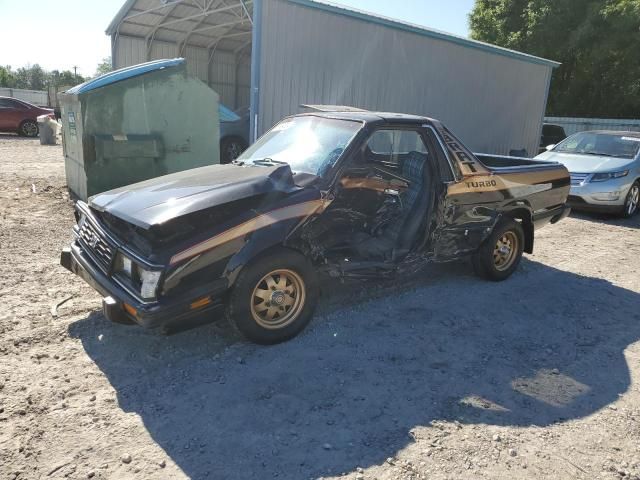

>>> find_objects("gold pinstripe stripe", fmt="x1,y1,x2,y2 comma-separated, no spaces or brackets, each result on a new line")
169,200,326,265
447,170,569,195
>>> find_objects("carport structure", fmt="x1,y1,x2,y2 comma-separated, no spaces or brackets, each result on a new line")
107,0,254,123
108,0,559,155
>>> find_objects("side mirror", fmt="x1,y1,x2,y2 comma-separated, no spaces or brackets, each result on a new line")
545,144,556,151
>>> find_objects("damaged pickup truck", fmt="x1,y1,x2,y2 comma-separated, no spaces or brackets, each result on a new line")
61,110,570,344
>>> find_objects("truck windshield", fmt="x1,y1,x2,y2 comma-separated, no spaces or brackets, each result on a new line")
237,116,363,175
554,132,640,159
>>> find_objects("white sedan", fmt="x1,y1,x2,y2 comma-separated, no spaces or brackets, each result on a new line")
536,130,640,217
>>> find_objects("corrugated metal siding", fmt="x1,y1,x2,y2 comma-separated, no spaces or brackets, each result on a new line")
258,0,552,156
545,117,640,136
113,34,250,109
113,35,147,68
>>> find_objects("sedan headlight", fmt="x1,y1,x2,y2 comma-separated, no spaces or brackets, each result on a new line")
115,253,162,300
590,170,629,182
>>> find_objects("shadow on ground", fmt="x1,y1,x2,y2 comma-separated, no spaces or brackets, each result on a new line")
0,133,35,140
570,210,640,230
68,259,640,479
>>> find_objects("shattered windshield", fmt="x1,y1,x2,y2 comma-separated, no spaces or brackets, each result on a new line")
237,116,363,176
554,132,640,159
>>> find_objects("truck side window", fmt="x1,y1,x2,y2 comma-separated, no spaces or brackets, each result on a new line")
365,130,428,167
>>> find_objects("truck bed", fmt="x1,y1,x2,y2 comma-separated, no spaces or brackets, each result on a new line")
475,153,555,169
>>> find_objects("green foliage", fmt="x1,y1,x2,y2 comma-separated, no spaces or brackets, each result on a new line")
94,57,113,78
0,64,86,90
470,0,640,118
0,66,17,88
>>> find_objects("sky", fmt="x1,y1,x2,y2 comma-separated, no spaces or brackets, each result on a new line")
0,0,474,78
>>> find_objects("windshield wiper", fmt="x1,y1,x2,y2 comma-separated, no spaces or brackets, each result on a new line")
251,158,289,166
578,151,628,158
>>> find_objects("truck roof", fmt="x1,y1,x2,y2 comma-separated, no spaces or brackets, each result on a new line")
295,110,437,126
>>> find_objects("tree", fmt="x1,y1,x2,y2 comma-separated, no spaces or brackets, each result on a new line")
95,57,113,78
56,70,85,87
0,66,17,88
0,65,85,90
470,0,640,118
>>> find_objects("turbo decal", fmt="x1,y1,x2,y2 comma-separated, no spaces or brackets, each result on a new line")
466,179,498,189
169,200,327,265
447,169,570,195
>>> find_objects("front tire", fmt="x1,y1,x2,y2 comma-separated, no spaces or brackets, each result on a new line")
226,249,319,345
19,120,38,137
621,181,640,218
472,218,525,282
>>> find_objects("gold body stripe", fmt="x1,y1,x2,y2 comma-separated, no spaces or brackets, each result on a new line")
169,200,326,265
447,169,569,196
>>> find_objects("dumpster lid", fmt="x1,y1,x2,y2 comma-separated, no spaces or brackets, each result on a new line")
66,58,185,95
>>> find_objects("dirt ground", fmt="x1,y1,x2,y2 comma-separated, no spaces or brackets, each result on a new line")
1,135,639,480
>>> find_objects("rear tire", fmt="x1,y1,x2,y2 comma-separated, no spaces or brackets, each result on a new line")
226,248,319,345
19,120,38,137
472,218,525,282
620,181,639,218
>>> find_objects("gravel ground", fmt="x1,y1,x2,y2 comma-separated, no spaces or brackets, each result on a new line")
1,134,639,480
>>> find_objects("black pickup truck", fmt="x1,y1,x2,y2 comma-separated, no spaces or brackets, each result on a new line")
61,111,570,344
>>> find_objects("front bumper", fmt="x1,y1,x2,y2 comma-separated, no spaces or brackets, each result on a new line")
61,242,227,332
568,175,633,212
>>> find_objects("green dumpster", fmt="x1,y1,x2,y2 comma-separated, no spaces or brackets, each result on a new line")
60,58,220,200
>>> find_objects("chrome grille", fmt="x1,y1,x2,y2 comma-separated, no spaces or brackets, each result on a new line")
78,219,115,270
570,173,589,186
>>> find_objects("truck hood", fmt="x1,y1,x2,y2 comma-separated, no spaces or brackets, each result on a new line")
89,164,300,229
535,151,634,173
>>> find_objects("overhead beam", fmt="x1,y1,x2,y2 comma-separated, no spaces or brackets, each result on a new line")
178,0,225,56
122,0,183,22
191,17,249,35
146,1,184,60
150,2,248,31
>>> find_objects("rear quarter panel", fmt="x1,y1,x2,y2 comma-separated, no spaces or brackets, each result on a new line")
431,121,570,260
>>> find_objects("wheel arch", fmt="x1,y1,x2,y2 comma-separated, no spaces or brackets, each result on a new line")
222,219,313,288
503,207,534,254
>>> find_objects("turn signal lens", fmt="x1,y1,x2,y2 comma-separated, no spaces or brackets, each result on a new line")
190,296,212,310
123,303,137,318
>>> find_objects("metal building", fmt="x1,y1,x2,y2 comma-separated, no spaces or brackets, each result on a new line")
107,0,559,156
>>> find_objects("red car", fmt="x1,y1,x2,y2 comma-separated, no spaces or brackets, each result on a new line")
0,96,54,137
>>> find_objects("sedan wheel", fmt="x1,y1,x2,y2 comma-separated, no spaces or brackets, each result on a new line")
20,120,38,137
623,182,640,217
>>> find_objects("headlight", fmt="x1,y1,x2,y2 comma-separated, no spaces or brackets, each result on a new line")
590,170,629,182
139,269,162,300
115,253,162,300
115,254,133,277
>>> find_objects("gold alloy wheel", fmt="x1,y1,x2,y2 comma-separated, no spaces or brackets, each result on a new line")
250,269,306,330
493,231,519,271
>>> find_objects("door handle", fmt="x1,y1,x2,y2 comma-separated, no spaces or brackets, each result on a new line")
384,188,400,196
